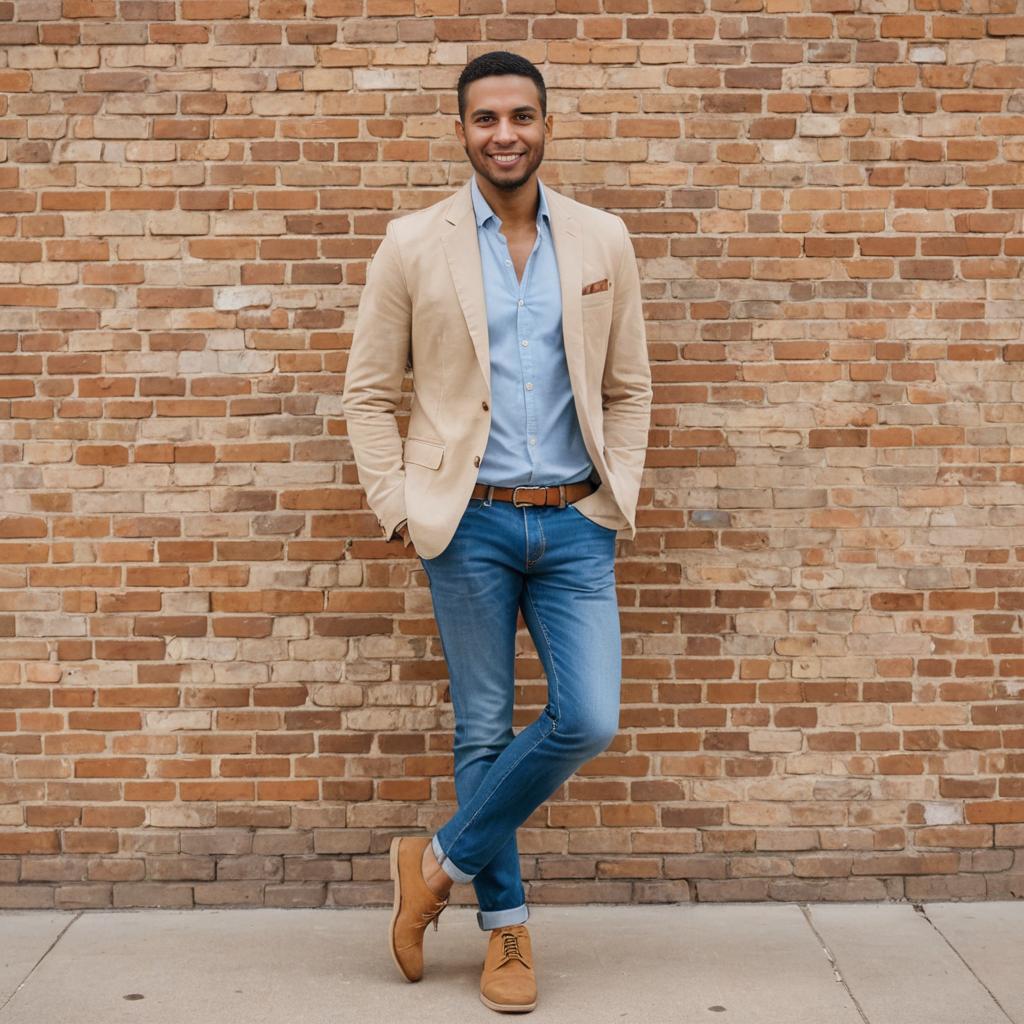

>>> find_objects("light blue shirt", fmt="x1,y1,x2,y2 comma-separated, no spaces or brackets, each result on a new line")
470,175,593,488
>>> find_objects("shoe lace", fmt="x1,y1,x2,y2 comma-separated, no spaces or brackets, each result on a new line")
500,930,528,965
420,893,449,932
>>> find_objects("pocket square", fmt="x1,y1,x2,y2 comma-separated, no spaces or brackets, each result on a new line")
582,278,610,296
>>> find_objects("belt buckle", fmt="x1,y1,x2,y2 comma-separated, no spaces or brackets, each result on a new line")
512,486,532,508
512,485,567,508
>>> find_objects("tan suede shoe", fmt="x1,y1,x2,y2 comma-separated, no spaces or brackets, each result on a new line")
388,835,450,982
480,924,537,1013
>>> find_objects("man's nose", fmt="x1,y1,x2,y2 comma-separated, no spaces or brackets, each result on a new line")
493,118,517,143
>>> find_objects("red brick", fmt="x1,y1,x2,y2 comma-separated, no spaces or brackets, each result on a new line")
0,5,1019,910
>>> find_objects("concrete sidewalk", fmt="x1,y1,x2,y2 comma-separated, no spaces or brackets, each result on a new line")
1,902,1021,1024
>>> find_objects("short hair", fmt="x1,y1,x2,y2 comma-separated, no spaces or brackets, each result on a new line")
457,51,547,123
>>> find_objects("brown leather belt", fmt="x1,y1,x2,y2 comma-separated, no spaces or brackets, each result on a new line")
471,480,596,509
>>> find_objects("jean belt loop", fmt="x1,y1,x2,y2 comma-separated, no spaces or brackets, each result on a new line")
485,485,494,507
558,484,566,509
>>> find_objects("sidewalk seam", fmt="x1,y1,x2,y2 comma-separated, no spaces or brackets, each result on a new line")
800,904,873,1024
0,912,82,1019
912,903,1018,1024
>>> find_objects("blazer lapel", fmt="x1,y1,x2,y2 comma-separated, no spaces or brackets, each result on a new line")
548,193,601,458
440,180,491,393
545,187,585,412
438,178,587,428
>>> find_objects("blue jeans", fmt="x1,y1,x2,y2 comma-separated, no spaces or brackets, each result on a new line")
418,491,622,931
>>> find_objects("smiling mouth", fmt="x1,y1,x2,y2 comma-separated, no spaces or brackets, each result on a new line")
489,153,524,165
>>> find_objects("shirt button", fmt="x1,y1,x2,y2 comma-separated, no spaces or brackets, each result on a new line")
520,339,528,347
529,437,537,446
517,299,524,307
525,382,533,391
473,456,481,466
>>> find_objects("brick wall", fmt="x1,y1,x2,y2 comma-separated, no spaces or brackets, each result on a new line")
2,2,1024,910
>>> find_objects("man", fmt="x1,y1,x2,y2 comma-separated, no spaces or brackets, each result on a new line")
342,50,652,1014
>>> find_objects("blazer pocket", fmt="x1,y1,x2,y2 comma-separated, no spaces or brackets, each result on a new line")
581,288,613,308
403,436,445,470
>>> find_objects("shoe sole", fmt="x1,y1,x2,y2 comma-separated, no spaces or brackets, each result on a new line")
388,835,418,983
480,992,537,1013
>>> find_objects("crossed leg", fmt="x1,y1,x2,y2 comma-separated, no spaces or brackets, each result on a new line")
419,499,621,925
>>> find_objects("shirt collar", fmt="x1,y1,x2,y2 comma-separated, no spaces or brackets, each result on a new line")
470,174,550,230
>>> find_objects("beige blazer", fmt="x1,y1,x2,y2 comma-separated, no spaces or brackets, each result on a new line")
342,177,652,561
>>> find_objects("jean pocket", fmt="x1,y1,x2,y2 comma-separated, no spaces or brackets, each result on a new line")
566,503,617,533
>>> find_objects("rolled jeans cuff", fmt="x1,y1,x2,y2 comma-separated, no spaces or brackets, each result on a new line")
477,903,530,931
431,833,475,884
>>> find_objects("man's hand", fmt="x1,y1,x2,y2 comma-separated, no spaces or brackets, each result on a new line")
393,519,411,547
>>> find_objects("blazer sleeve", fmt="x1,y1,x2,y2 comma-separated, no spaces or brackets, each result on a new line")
341,221,412,541
600,217,653,522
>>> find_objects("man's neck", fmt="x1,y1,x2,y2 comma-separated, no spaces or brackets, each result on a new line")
475,172,539,231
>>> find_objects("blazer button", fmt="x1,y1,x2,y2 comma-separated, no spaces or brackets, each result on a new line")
473,456,481,467
482,401,489,411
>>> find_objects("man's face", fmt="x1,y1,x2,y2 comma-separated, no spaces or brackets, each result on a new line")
456,74,551,193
